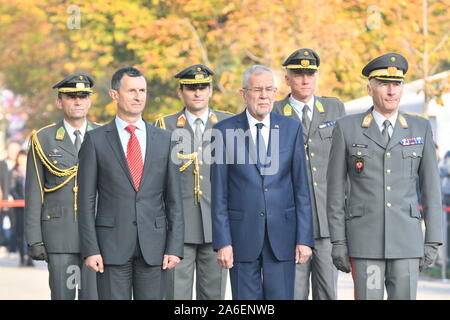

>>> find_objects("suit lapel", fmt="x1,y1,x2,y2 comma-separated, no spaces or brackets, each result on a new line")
386,114,409,151
139,121,156,189
55,121,77,157
308,96,326,137
105,120,135,189
235,110,259,174
362,108,387,149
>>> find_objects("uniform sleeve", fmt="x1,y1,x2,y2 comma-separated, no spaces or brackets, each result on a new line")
327,121,348,243
24,136,45,245
419,121,443,244
163,134,185,258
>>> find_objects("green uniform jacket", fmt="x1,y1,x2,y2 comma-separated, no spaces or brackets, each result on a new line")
155,108,232,244
25,120,100,253
327,108,443,258
273,95,345,238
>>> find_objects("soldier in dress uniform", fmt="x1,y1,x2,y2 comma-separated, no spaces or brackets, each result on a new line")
273,48,345,300
155,64,231,299
25,73,100,300
327,53,443,300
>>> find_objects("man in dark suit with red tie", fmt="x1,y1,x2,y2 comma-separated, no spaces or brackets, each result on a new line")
77,67,184,300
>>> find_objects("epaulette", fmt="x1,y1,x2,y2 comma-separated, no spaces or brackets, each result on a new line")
403,112,428,120
35,123,57,134
214,109,234,115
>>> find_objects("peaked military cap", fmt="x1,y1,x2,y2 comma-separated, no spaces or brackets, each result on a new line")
174,64,214,86
362,53,408,82
282,48,320,71
52,72,95,96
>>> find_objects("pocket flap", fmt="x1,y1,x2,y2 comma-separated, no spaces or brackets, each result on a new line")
318,127,333,140
95,216,115,227
402,148,423,158
41,207,62,220
350,149,372,158
346,203,364,219
410,204,422,219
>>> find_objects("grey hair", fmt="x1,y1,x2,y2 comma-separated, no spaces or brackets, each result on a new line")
242,65,275,88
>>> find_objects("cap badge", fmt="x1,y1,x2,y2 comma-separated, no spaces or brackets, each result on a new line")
387,67,398,76
195,74,204,80
76,83,86,89
304,51,309,56
301,60,310,67
390,57,396,62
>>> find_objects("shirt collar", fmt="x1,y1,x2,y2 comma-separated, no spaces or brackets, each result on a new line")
115,115,145,133
289,95,314,113
372,109,398,130
63,119,87,136
246,108,270,129
185,108,209,128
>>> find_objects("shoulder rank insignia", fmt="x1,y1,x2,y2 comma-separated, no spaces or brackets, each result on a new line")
55,126,65,140
319,121,336,129
176,114,186,127
361,113,373,128
209,112,218,124
398,115,408,128
283,104,292,116
400,137,423,146
315,100,325,113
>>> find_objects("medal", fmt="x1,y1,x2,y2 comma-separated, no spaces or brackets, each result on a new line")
355,158,364,173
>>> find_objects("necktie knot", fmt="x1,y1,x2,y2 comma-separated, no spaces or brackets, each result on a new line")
383,120,391,130
126,124,137,135
74,130,82,153
382,119,392,144
255,123,264,131
195,118,203,126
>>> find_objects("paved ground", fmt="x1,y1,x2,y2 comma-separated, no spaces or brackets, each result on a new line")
1,251,449,300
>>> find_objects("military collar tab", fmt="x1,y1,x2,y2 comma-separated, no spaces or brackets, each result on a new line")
361,113,373,128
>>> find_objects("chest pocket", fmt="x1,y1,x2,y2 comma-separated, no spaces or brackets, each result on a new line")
349,148,372,177
318,126,333,140
402,147,423,177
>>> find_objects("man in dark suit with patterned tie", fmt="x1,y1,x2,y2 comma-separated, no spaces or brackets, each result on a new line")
77,67,184,300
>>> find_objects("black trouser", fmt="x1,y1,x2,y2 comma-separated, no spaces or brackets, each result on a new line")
97,240,167,300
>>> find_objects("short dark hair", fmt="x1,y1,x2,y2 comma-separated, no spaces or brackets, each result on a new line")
111,67,144,91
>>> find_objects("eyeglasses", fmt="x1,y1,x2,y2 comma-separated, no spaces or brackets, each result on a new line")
243,87,277,94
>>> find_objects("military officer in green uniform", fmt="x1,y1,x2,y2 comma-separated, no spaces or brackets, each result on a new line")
327,53,443,300
155,64,231,300
25,73,100,300
273,48,345,300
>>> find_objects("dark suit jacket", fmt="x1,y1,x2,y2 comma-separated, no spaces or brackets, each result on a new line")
211,111,314,262
77,119,184,265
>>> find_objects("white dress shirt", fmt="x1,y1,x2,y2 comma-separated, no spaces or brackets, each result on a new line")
246,108,270,150
372,109,397,138
64,120,87,145
289,95,314,121
185,108,209,134
115,116,146,162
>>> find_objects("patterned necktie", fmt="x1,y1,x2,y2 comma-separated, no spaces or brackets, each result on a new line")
302,104,311,136
74,130,82,153
255,123,267,169
125,125,144,191
194,118,203,151
382,120,391,144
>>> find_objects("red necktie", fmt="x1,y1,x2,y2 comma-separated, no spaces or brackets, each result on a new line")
125,125,144,191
